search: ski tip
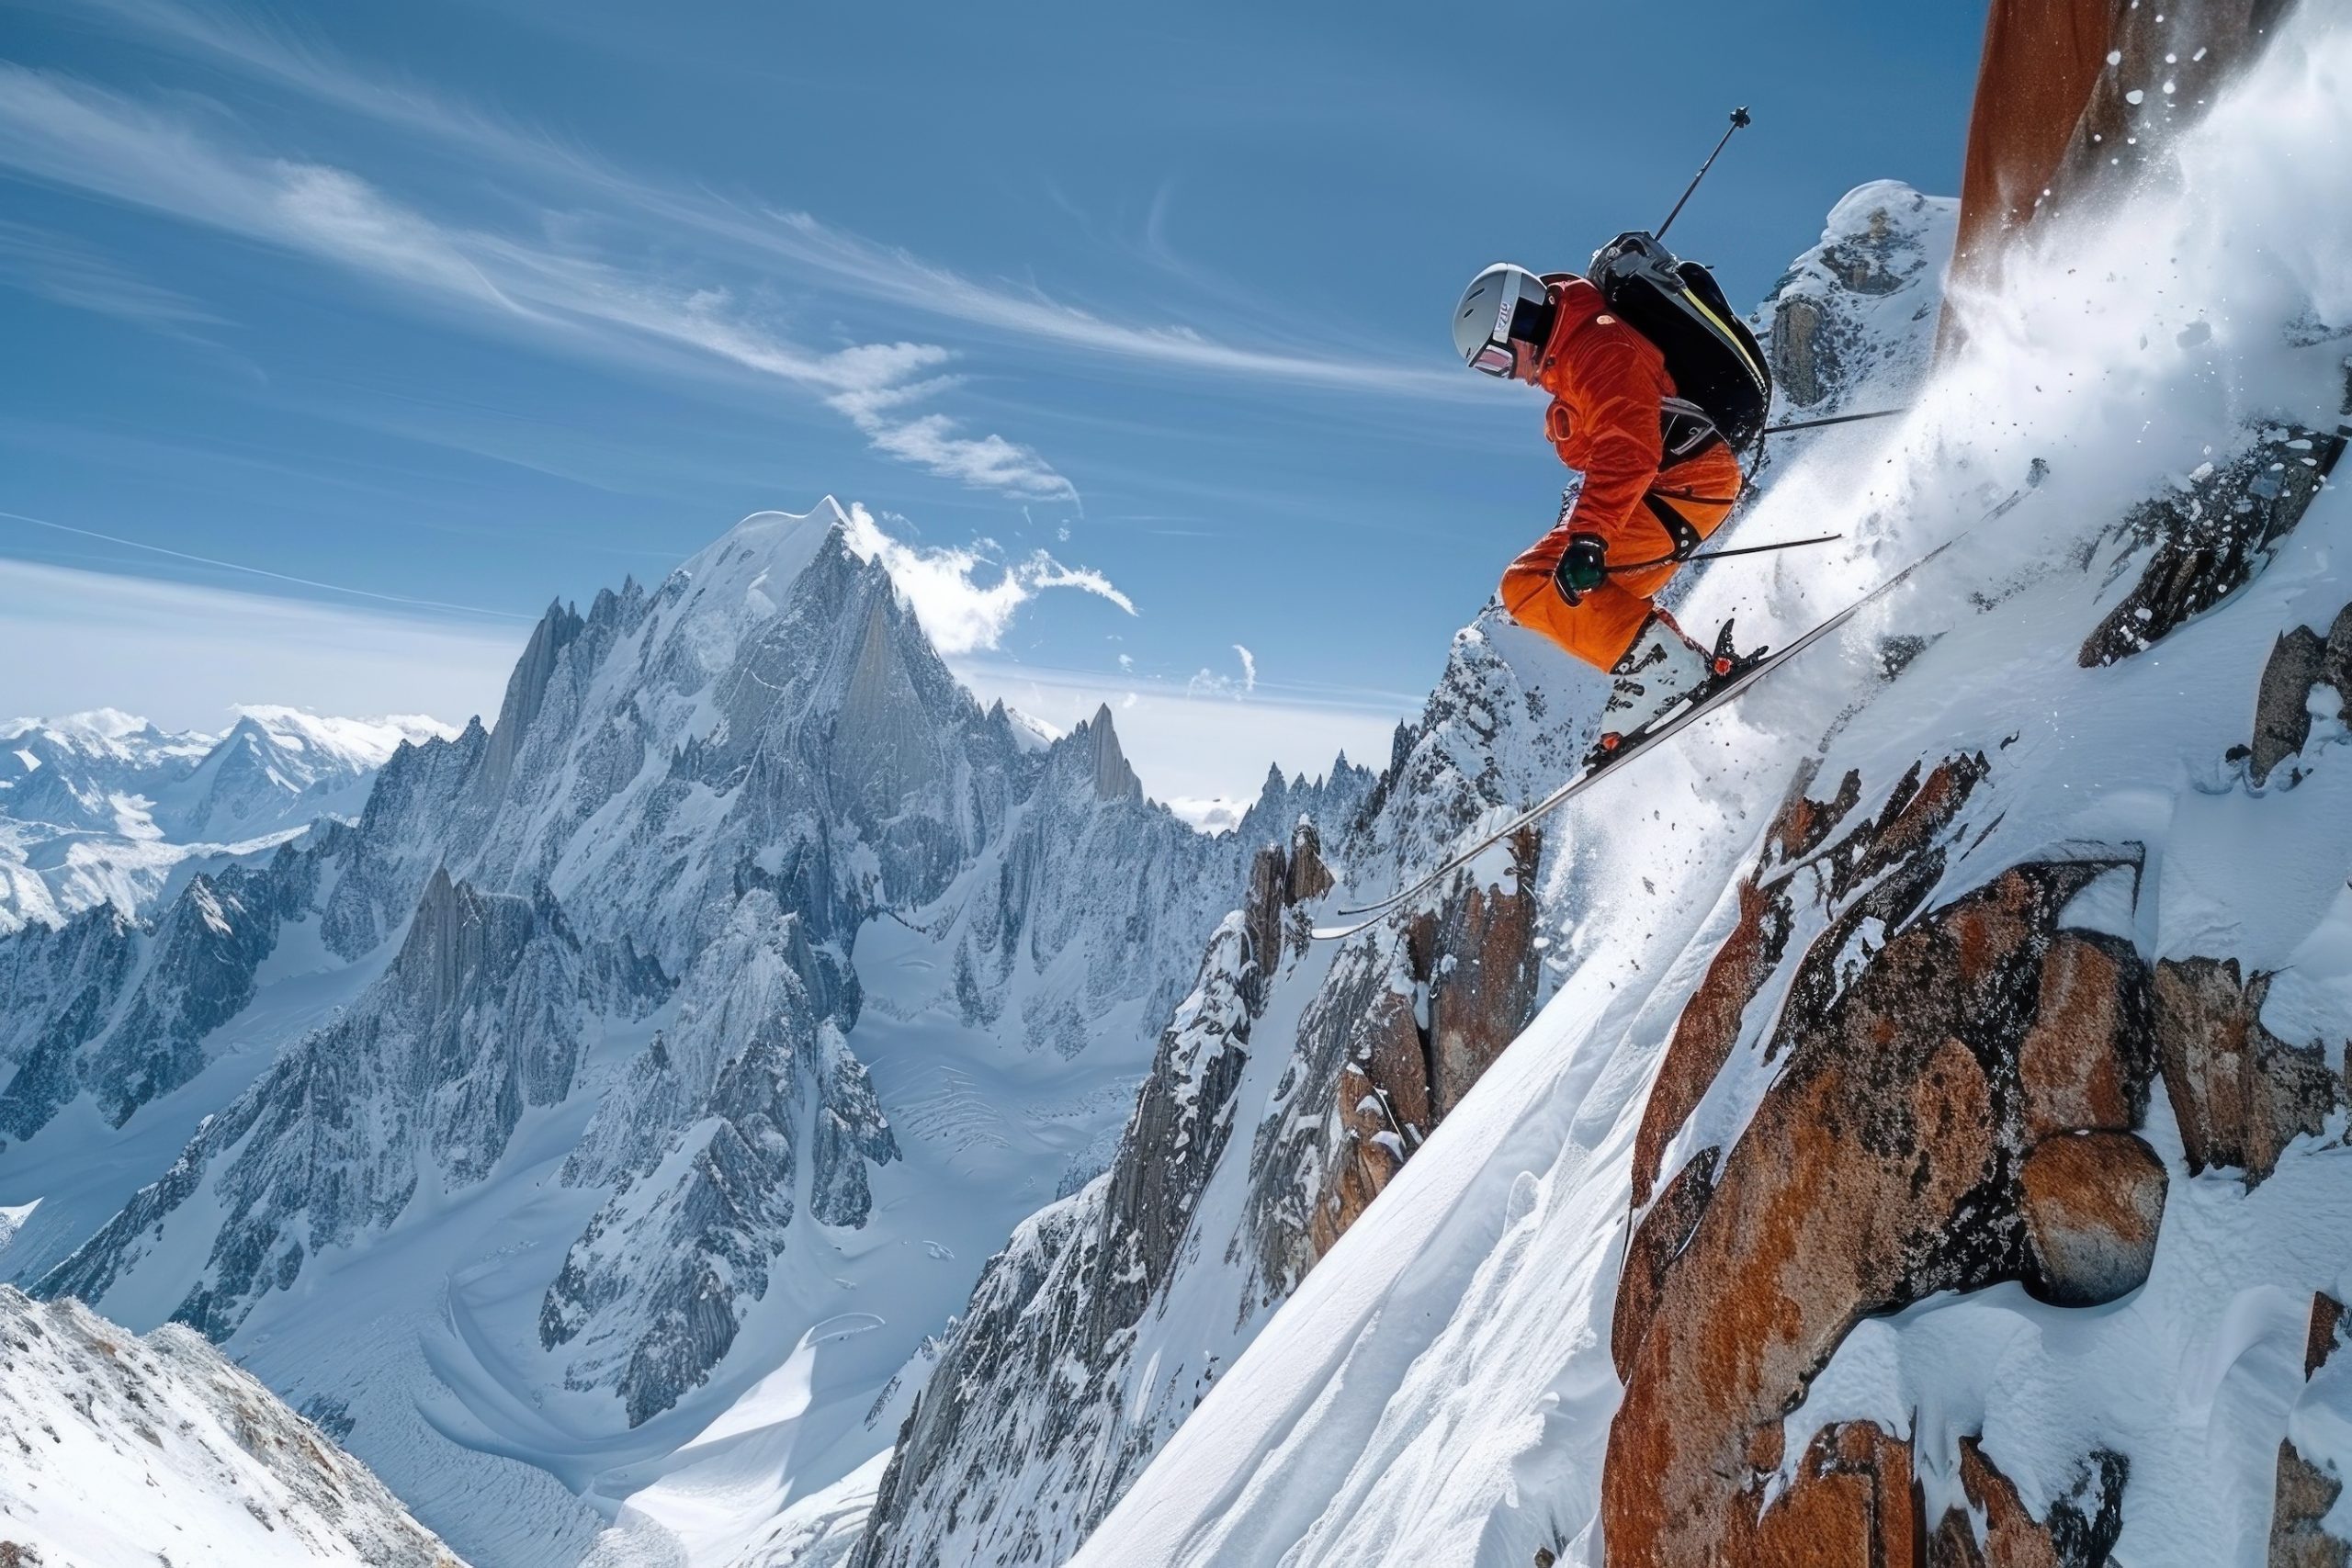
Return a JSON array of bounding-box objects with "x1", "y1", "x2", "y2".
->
[{"x1": 1310, "y1": 920, "x2": 1375, "y2": 942}]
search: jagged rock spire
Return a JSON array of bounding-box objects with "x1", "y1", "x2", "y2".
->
[
  {"x1": 1082, "y1": 704, "x2": 1142, "y2": 802},
  {"x1": 483, "y1": 597, "x2": 583, "y2": 796}
]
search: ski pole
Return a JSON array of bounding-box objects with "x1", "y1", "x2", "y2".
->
[
  {"x1": 1656, "y1": 107, "x2": 1752, "y2": 241},
  {"x1": 1676, "y1": 530, "x2": 1840, "y2": 565},
  {"x1": 1609, "y1": 531, "x2": 1841, "y2": 575},
  {"x1": 1763, "y1": 407, "x2": 1909, "y2": 437}
]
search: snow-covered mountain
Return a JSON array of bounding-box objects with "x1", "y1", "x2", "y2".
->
[
  {"x1": 0, "y1": 1284, "x2": 468, "y2": 1566},
  {"x1": 0, "y1": 501, "x2": 1370, "y2": 1567},
  {"x1": 0, "y1": 705, "x2": 453, "y2": 931},
  {"x1": 1052, "y1": 6, "x2": 2352, "y2": 1565}
]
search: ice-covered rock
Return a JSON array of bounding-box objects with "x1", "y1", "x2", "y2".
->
[
  {"x1": 1754, "y1": 180, "x2": 1956, "y2": 414},
  {"x1": 40, "y1": 869, "x2": 664, "y2": 1338}
]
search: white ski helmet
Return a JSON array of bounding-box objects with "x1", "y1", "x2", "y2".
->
[{"x1": 1453, "y1": 263, "x2": 1551, "y2": 376}]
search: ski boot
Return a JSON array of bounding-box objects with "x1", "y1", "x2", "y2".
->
[{"x1": 1584, "y1": 616, "x2": 1768, "y2": 772}]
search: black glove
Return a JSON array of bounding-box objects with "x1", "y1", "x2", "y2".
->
[{"x1": 1554, "y1": 533, "x2": 1608, "y2": 604}]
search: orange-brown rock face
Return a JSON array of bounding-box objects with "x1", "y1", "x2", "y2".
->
[
  {"x1": 1950, "y1": 0, "x2": 2299, "y2": 313},
  {"x1": 1737, "y1": 1423, "x2": 1923, "y2": 1568},
  {"x1": 1612, "y1": 757, "x2": 1988, "y2": 1380},
  {"x1": 1602, "y1": 751, "x2": 2164, "y2": 1565},
  {"x1": 2276, "y1": 1292, "x2": 2352, "y2": 1568},
  {"x1": 2152, "y1": 957, "x2": 2337, "y2": 1184},
  {"x1": 1254, "y1": 827, "x2": 1544, "y2": 1288},
  {"x1": 1934, "y1": 1439, "x2": 2129, "y2": 1567},
  {"x1": 1953, "y1": 0, "x2": 2116, "y2": 282},
  {"x1": 2017, "y1": 1129, "x2": 2166, "y2": 1307}
]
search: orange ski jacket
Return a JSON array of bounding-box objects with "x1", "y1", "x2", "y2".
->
[
  {"x1": 1533, "y1": 276, "x2": 1677, "y2": 540},
  {"x1": 1498, "y1": 276, "x2": 1744, "y2": 671}
]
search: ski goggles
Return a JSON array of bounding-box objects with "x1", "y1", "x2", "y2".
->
[
  {"x1": 1469, "y1": 279, "x2": 1534, "y2": 378},
  {"x1": 1468, "y1": 338, "x2": 1518, "y2": 378}
]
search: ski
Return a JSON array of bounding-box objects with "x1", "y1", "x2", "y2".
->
[{"x1": 1310, "y1": 535, "x2": 1965, "y2": 942}]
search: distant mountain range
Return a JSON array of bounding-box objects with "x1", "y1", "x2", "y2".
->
[{"x1": 0, "y1": 705, "x2": 456, "y2": 931}]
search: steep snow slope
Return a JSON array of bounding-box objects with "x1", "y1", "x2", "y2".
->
[
  {"x1": 1075, "y1": 11, "x2": 2352, "y2": 1566},
  {"x1": 0, "y1": 501, "x2": 1369, "y2": 1568},
  {"x1": 844, "y1": 185, "x2": 1958, "y2": 1568},
  {"x1": 0, "y1": 1285, "x2": 466, "y2": 1567}
]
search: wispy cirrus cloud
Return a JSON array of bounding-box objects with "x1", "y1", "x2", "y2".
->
[
  {"x1": 0, "y1": 219, "x2": 223, "y2": 332},
  {"x1": 52, "y1": 0, "x2": 1474, "y2": 400},
  {"x1": 0, "y1": 554, "x2": 516, "y2": 730},
  {"x1": 0, "y1": 505, "x2": 534, "y2": 618},
  {"x1": 0, "y1": 63, "x2": 1077, "y2": 502},
  {"x1": 840, "y1": 502, "x2": 1131, "y2": 656}
]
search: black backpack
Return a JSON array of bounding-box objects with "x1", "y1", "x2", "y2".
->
[{"x1": 1588, "y1": 231, "x2": 1771, "y2": 458}]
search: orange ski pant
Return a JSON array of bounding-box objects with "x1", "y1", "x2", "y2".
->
[{"x1": 1498, "y1": 446, "x2": 1744, "y2": 672}]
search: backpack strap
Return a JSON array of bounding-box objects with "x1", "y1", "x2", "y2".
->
[
  {"x1": 1659, "y1": 396, "x2": 1723, "y2": 463},
  {"x1": 1641, "y1": 491, "x2": 1706, "y2": 560}
]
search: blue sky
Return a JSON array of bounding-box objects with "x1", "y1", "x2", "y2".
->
[{"x1": 2, "y1": 0, "x2": 1986, "y2": 804}]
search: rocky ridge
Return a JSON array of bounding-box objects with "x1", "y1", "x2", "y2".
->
[
  {"x1": 0, "y1": 706, "x2": 449, "y2": 932},
  {"x1": 0, "y1": 1283, "x2": 468, "y2": 1567}
]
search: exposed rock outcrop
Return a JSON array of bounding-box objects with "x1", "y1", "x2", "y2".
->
[
  {"x1": 1276, "y1": 825, "x2": 1544, "y2": 1266},
  {"x1": 1939, "y1": 1439, "x2": 2130, "y2": 1567},
  {"x1": 2152, "y1": 956, "x2": 2338, "y2": 1185},
  {"x1": 2018, "y1": 1129, "x2": 2167, "y2": 1307},
  {"x1": 1759, "y1": 183, "x2": 1956, "y2": 413},
  {"x1": 2250, "y1": 602, "x2": 2352, "y2": 785},
  {"x1": 2276, "y1": 1292, "x2": 2352, "y2": 1568},
  {"x1": 481, "y1": 598, "x2": 586, "y2": 801},
  {"x1": 1604, "y1": 755, "x2": 2163, "y2": 1564},
  {"x1": 1077, "y1": 704, "x2": 1143, "y2": 804},
  {"x1": 1952, "y1": 0, "x2": 2302, "y2": 294},
  {"x1": 2079, "y1": 427, "x2": 2347, "y2": 669}
]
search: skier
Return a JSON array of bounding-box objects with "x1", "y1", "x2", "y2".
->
[{"x1": 1453, "y1": 262, "x2": 1757, "y2": 758}]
